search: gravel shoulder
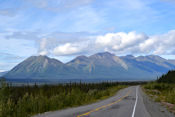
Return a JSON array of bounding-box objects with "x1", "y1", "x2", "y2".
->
[{"x1": 141, "y1": 87, "x2": 175, "y2": 117}]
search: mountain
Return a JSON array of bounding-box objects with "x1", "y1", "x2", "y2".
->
[
  {"x1": 168, "y1": 60, "x2": 175, "y2": 65},
  {"x1": 67, "y1": 52, "x2": 129, "y2": 79},
  {"x1": 158, "y1": 70, "x2": 175, "y2": 83},
  {"x1": 67, "y1": 55, "x2": 92, "y2": 71},
  {"x1": 4, "y1": 55, "x2": 74, "y2": 79},
  {"x1": 4, "y1": 52, "x2": 175, "y2": 80},
  {"x1": 89, "y1": 52, "x2": 128, "y2": 69},
  {"x1": 121, "y1": 55, "x2": 175, "y2": 75}
]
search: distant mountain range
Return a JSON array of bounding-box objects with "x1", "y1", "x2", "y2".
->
[
  {"x1": 3, "y1": 52, "x2": 175, "y2": 81},
  {"x1": 0, "y1": 71, "x2": 8, "y2": 77}
]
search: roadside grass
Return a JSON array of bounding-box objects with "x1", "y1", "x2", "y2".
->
[
  {"x1": 143, "y1": 82, "x2": 175, "y2": 114},
  {"x1": 0, "y1": 81, "x2": 127, "y2": 117}
]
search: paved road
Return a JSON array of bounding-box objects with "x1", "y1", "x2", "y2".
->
[{"x1": 34, "y1": 86, "x2": 174, "y2": 117}]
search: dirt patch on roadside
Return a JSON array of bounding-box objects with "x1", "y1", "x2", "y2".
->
[{"x1": 161, "y1": 102, "x2": 175, "y2": 114}]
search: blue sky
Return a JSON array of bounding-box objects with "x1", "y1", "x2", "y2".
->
[{"x1": 1, "y1": 0, "x2": 175, "y2": 71}]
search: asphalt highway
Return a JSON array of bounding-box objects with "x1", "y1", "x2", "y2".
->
[{"x1": 33, "y1": 86, "x2": 174, "y2": 117}]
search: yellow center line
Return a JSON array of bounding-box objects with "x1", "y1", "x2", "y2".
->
[{"x1": 77, "y1": 90, "x2": 131, "y2": 117}]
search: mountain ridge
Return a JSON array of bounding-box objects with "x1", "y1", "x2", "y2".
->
[{"x1": 4, "y1": 52, "x2": 175, "y2": 80}]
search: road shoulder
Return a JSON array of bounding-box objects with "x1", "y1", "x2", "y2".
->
[{"x1": 141, "y1": 87, "x2": 175, "y2": 117}]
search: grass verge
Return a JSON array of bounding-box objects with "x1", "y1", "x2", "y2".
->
[{"x1": 143, "y1": 82, "x2": 175, "y2": 114}]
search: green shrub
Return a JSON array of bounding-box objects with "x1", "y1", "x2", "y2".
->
[{"x1": 144, "y1": 82, "x2": 175, "y2": 105}]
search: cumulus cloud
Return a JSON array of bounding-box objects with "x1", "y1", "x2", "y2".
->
[
  {"x1": 39, "y1": 50, "x2": 48, "y2": 56},
  {"x1": 97, "y1": 30, "x2": 175, "y2": 55},
  {"x1": 36, "y1": 32, "x2": 94, "y2": 56},
  {"x1": 53, "y1": 43, "x2": 81, "y2": 56},
  {"x1": 96, "y1": 31, "x2": 148, "y2": 52},
  {"x1": 139, "y1": 30, "x2": 175, "y2": 54},
  {"x1": 36, "y1": 30, "x2": 175, "y2": 57},
  {"x1": 3, "y1": 29, "x2": 175, "y2": 57}
]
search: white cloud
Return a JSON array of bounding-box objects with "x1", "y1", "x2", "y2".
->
[
  {"x1": 36, "y1": 32, "x2": 93, "y2": 56},
  {"x1": 39, "y1": 50, "x2": 48, "y2": 56},
  {"x1": 96, "y1": 31, "x2": 147, "y2": 52},
  {"x1": 139, "y1": 30, "x2": 175, "y2": 54},
  {"x1": 36, "y1": 30, "x2": 175, "y2": 57},
  {"x1": 3, "y1": 29, "x2": 175, "y2": 59},
  {"x1": 53, "y1": 43, "x2": 81, "y2": 56},
  {"x1": 95, "y1": 30, "x2": 175, "y2": 55}
]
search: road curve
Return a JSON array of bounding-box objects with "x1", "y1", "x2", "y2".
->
[{"x1": 33, "y1": 86, "x2": 174, "y2": 117}]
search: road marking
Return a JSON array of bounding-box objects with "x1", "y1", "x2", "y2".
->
[
  {"x1": 77, "y1": 90, "x2": 131, "y2": 117},
  {"x1": 132, "y1": 86, "x2": 138, "y2": 117}
]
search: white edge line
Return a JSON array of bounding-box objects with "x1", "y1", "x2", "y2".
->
[{"x1": 132, "y1": 86, "x2": 138, "y2": 117}]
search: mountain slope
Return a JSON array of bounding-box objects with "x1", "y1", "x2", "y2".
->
[
  {"x1": 88, "y1": 52, "x2": 129, "y2": 79},
  {"x1": 89, "y1": 52, "x2": 128, "y2": 69},
  {"x1": 67, "y1": 52, "x2": 172, "y2": 79},
  {"x1": 121, "y1": 55, "x2": 175, "y2": 74},
  {"x1": 4, "y1": 52, "x2": 175, "y2": 80},
  {"x1": 67, "y1": 52, "x2": 129, "y2": 79},
  {"x1": 4, "y1": 55, "x2": 74, "y2": 79}
]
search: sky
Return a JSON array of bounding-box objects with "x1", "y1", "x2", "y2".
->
[{"x1": 1, "y1": 0, "x2": 175, "y2": 71}]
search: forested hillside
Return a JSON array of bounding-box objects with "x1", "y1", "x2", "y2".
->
[{"x1": 158, "y1": 70, "x2": 175, "y2": 83}]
